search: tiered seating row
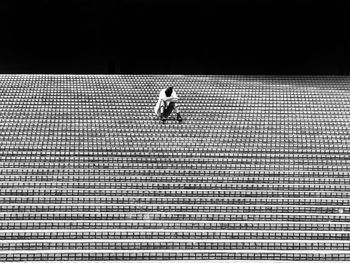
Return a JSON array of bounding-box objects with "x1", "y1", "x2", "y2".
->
[
  {"x1": 1, "y1": 196, "x2": 350, "y2": 206},
  {"x1": 1, "y1": 251, "x2": 350, "y2": 261},
  {"x1": 2, "y1": 240, "x2": 350, "y2": 250},
  {"x1": 1, "y1": 181, "x2": 350, "y2": 191},
  {"x1": 0, "y1": 168, "x2": 348, "y2": 177},
  {"x1": 0, "y1": 204, "x2": 348, "y2": 214},
  {"x1": 1, "y1": 213, "x2": 349, "y2": 222},
  {"x1": 1, "y1": 175, "x2": 349, "y2": 186},
  {"x1": 2, "y1": 220, "x2": 350, "y2": 231},
  {"x1": 1, "y1": 230, "x2": 350, "y2": 240},
  {"x1": 1, "y1": 188, "x2": 350, "y2": 198}
]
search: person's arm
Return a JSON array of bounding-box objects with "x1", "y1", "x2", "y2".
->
[
  {"x1": 163, "y1": 97, "x2": 178, "y2": 102},
  {"x1": 163, "y1": 90, "x2": 179, "y2": 102}
]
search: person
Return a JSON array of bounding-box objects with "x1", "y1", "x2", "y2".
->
[{"x1": 154, "y1": 86, "x2": 182, "y2": 123}]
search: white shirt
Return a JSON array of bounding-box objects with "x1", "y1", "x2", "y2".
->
[{"x1": 154, "y1": 88, "x2": 179, "y2": 115}]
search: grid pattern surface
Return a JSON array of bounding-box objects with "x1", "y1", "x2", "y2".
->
[{"x1": 0, "y1": 74, "x2": 350, "y2": 262}]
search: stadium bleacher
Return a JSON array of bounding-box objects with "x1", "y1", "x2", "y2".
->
[{"x1": 0, "y1": 74, "x2": 349, "y2": 262}]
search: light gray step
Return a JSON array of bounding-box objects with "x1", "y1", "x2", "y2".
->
[
  {"x1": 0, "y1": 204, "x2": 348, "y2": 214},
  {"x1": 1, "y1": 175, "x2": 349, "y2": 186},
  {"x1": 2, "y1": 155, "x2": 346, "y2": 165},
  {"x1": 1, "y1": 196, "x2": 350, "y2": 206},
  {"x1": 1, "y1": 142, "x2": 349, "y2": 152},
  {"x1": 1, "y1": 251, "x2": 350, "y2": 261},
  {"x1": 1, "y1": 181, "x2": 349, "y2": 191},
  {"x1": 1, "y1": 149, "x2": 349, "y2": 157},
  {"x1": 1, "y1": 162, "x2": 349, "y2": 171},
  {"x1": 2, "y1": 220, "x2": 350, "y2": 231},
  {"x1": 2, "y1": 240, "x2": 350, "y2": 251},
  {"x1": 1, "y1": 229, "x2": 350, "y2": 240},
  {"x1": 1, "y1": 212, "x2": 349, "y2": 222},
  {"x1": 1, "y1": 188, "x2": 349, "y2": 198},
  {"x1": 0, "y1": 153, "x2": 349, "y2": 162},
  {"x1": 0, "y1": 168, "x2": 348, "y2": 179}
]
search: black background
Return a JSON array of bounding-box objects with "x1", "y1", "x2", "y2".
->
[{"x1": 0, "y1": 0, "x2": 349, "y2": 74}]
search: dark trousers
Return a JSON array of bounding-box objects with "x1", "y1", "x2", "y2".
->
[{"x1": 162, "y1": 102, "x2": 175, "y2": 118}]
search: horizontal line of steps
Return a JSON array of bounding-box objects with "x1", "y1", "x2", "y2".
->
[
  {"x1": 1, "y1": 163, "x2": 349, "y2": 171},
  {"x1": 1, "y1": 154, "x2": 349, "y2": 161},
  {"x1": 0, "y1": 168, "x2": 348, "y2": 177},
  {"x1": 0, "y1": 188, "x2": 350, "y2": 199},
  {"x1": 2, "y1": 220, "x2": 350, "y2": 231},
  {"x1": 2, "y1": 188, "x2": 350, "y2": 198},
  {"x1": 2, "y1": 150, "x2": 350, "y2": 158},
  {"x1": 1, "y1": 182, "x2": 349, "y2": 191},
  {"x1": 2, "y1": 240, "x2": 350, "y2": 250},
  {"x1": 1, "y1": 212, "x2": 349, "y2": 222},
  {"x1": 1, "y1": 229, "x2": 350, "y2": 240},
  {"x1": 1, "y1": 175, "x2": 349, "y2": 185},
  {"x1": 1, "y1": 196, "x2": 349, "y2": 206},
  {"x1": 1, "y1": 251, "x2": 350, "y2": 261},
  {"x1": 0, "y1": 204, "x2": 348, "y2": 214}
]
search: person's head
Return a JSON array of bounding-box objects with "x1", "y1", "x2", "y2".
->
[{"x1": 165, "y1": 86, "x2": 173, "y2": 97}]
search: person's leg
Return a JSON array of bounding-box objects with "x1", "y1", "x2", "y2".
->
[
  {"x1": 173, "y1": 103, "x2": 179, "y2": 114},
  {"x1": 163, "y1": 102, "x2": 175, "y2": 118},
  {"x1": 160, "y1": 101, "x2": 182, "y2": 123},
  {"x1": 173, "y1": 102, "x2": 182, "y2": 122},
  {"x1": 158, "y1": 100, "x2": 168, "y2": 123},
  {"x1": 159, "y1": 100, "x2": 166, "y2": 117}
]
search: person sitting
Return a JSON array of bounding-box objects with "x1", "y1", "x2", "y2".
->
[{"x1": 154, "y1": 86, "x2": 182, "y2": 123}]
